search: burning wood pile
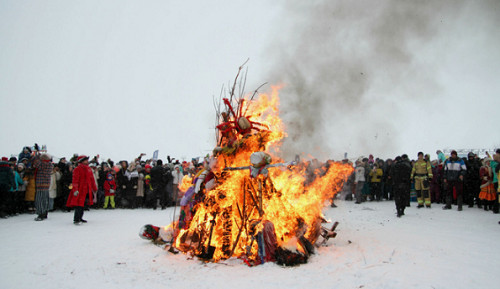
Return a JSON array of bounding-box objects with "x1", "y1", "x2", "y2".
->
[{"x1": 167, "y1": 66, "x2": 353, "y2": 266}]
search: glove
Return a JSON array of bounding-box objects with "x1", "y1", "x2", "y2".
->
[
  {"x1": 110, "y1": 189, "x2": 115, "y2": 194},
  {"x1": 73, "y1": 191, "x2": 79, "y2": 196}
]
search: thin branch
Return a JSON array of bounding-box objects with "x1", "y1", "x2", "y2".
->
[
  {"x1": 243, "y1": 82, "x2": 268, "y2": 116},
  {"x1": 230, "y1": 58, "x2": 249, "y2": 103}
]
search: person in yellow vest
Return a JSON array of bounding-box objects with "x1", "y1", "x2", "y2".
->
[
  {"x1": 369, "y1": 163, "x2": 383, "y2": 201},
  {"x1": 411, "y1": 152, "x2": 433, "y2": 208}
]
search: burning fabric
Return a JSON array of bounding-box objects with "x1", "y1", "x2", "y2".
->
[{"x1": 143, "y1": 67, "x2": 353, "y2": 266}]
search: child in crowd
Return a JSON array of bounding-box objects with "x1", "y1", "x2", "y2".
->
[{"x1": 103, "y1": 170, "x2": 117, "y2": 209}]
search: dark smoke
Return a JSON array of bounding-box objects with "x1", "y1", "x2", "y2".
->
[{"x1": 265, "y1": 0, "x2": 468, "y2": 160}]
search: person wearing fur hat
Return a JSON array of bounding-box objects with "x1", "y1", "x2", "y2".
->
[
  {"x1": 32, "y1": 153, "x2": 54, "y2": 221},
  {"x1": 66, "y1": 155, "x2": 97, "y2": 225},
  {"x1": 442, "y1": 150, "x2": 467, "y2": 211}
]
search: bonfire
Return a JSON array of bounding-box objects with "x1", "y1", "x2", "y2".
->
[{"x1": 155, "y1": 64, "x2": 353, "y2": 266}]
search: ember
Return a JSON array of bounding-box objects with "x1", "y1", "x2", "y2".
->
[{"x1": 168, "y1": 65, "x2": 353, "y2": 266}]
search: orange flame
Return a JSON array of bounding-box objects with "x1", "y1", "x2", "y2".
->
[
  {"x1": 172, "y1": 85, "x2": 353, "y2": 262},
  {"x1": 178, "y1": 175, "x2": 193, "y2": 193}
]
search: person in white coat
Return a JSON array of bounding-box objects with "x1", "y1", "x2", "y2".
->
[
  {"x1": 48, "y1": 166, "x2": 61, "y2": 212},
  {"x1": 171, "y1": 165, "x2": 183, "y2": 205},
  {"x1": 354, "y1": 160, "x2": 366, "y2": 204}
]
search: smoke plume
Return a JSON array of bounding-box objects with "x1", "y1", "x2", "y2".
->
[{"x1": 265, "y1": 0, "x2": 471, "y2": 160}]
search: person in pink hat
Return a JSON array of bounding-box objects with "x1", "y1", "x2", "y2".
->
[{"x1": 66, "y1": 155, "x2": 97, "y2": 225}]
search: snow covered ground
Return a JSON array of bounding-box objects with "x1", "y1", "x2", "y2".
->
[{"x1": 1, "y1": 200, "x2": 499, "y2": 289}]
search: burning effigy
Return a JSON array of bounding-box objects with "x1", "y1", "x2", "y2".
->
[{"x1": 141, "y1": 66, "x2": 353, "y2": 266}]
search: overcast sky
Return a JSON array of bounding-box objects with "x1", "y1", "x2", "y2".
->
[{"x1": 1, "y1": 0, "x2": 499, "y2": 162}]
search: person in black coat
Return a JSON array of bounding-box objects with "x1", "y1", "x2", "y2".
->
[
  {"x1": 116, "y1": 161, "x2": 130, "y2": 208},
  {"x1": 391, "y1": 156, "x2": 412, "y2": 217},
  {"x1": 384, "y1": 159, "x2": 394, "y2": 200},
  {"x1": 57, "y1": 162, "x2": 73, "y2": 211},
  {"x1": 0, "y1": 158, "x2": 15, "y2": 218},
  {"x1": 150, "y1": 160, "x2": 167, "y2": 210},
  {"x1": 465, "y1": 152, "x2": 481, "y2": 208}
]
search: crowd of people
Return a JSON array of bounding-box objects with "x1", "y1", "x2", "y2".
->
[
  {"x1": 1, "y1": 145, "x2": 499, "y2": 224},
  {"x1": 0, "y1": 146, "x2": 199, "y2": 223},
  {"x1": 336, "y1": 149, "x2": 500, "y2": 219}
]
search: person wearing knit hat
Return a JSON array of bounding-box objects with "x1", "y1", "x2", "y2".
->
[
  {"x1": 66, "y1": 155, "x2": 97, "y2": 225},
  {"x1": 442, "y1": 150, "x2": 467, "y2": 211}
]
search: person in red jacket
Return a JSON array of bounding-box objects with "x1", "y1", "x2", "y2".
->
[
  {"x1": 66, "y1": 155, "x2": 96, "y2": 225},
  {"x1": 103, "y1": 171, "x2": 117, "y2": 209}
]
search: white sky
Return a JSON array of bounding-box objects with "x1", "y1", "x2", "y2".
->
[{"x1": 1, "y1": 0, "x2": 499, "y2": 162}]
